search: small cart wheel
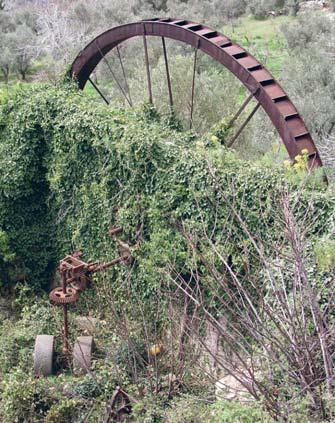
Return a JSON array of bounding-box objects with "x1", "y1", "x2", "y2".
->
[
  {"x1": 73, "y1": 336, "x2": 94, "y2": 375},
  {"x1": 34, "y1": 335, "x2": 55, "y2": 377}
]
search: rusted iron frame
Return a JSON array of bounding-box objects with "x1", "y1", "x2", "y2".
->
[
  {"x1": 190, "y1": 40, "x2": 200, "y2": 130},
  {"x1": 88, "y1": 77, "x2": 109, "y2": 105},
  {"x1": 89, "y1": 256, "x2": 125, "y2": 272},
  {"x1": 56, "y1": 245, "x2": 131, "y2": 355},
  {"x1": 109, "y1": 226, "x2": 123, "y2": 237},
  {"x1": 70, "y1": 19, "x2": 324, "y2": 170},
  {"x1": 60, "y1": 254, "x2": 129, "y2": 280},
  {"x1": 161, "y1": 37, "x2": 173, "y2": 108},
  {"x1": 227, "y1": 102, "x2": 261, "y2": 148},
  {"x1": 61, "y1": 272, "x2": 70, "y2": 355},
  {"x1": 116, "y1": 45, "x2": 133, "y2": 107},
  {"x1": 143, "y1": 25, "x2": 153, "y2": 104},
  {"x1": 96, "y1": 42, "x2": 132, "y2": 107},
  {"x1": 104, "y1": 386, "x2": 132, "y2": 423}
]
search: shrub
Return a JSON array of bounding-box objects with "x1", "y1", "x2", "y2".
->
[
  {"x1": 0, "y1": 369, "x2": 51, "y2": 423},
  {"x1": 208, "y1": 400, "x2": 274, "y2": 422},
  {"x1": 163, "y1": 394, "x2": 210, "y2": 422},
  {"x1": 247, "y1": 0, "x2": 278, "y2": 19},
  {"x1": 0, "y1": 229, "x2": 15, "y2": 287},
  {"x1": 0, "y1": 295, "x2": 58, "y2": 376},
  {"x1": 0, "y1": 369, "x2": 87, "y2": 423},
  {"x1": 0, "y1": 82, "x2": 333, "y2": 300},
  {"x1": 45, "y1": 399, "x2": 82, "y2": 423},
  {"x1": 0, "y1": 82, "x2": 334, "y2": 422},
  {"x1": 314, "y1": 238, "x2": 335, "y2": 272},
  {"x1": 162, "y1": 396, "x2": 273, "y2": 423},
  {"x1": 221, "y1": 0, "x2": 247, "y2": 20},
  {"x1": 72, "y1": 375, "x2": 101, "y2": 398},
  {"x1": 281, "y1": 13, "x2": 335, "y2": 160},
  {"x1": 282, "y1": 12, "x2": 333, "y2": 51}
]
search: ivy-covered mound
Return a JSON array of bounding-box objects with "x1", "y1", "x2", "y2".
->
[
  {"x1": 1, "y1": 83, "x2": 335, "y2": 422},
  {"x1": 0, "y1": 82, "x2": 334, "y2": 295}
]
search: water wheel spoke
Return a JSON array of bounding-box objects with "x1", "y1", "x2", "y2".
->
[
  {"x1": 96, "y1": 42, "x2": 132, "y2": 107},
  {"x1": 116, "y1": 45, "x2": 133, "y2": 107},
  {"x1": 190, "y1": 41, "x2": 200, "y2": 130},
  {"x1": 227, "y1": 102, "x2": 261, "y2": 148},
  {"x1": 88, "y1": 77, "x2": 110, "y2": 105},
  {"x1": 162, "y1": 37, "x2": 173, "y2": 108},
  {"x1": 228, "y1": 92, "x2": 255, "y2": 128},
  {"x1": 143, "y1": 28, "x2": 153, "y2": 104}
]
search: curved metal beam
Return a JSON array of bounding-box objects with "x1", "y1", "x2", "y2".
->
[{"x1": 70, "y1": 18, "x2": 323, "y2": 169}]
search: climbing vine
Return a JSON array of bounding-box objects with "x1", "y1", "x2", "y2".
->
[{"x1": 0, "y1": 82, "x2": 334, "y2": 303}]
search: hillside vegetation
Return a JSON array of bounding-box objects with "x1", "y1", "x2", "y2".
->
[
  {"x1": 0, "y1": 1, "x2": 335, "y2": 422},
  {"x1": 0, "y1": 82, "x2": 334, "y2": 421}
]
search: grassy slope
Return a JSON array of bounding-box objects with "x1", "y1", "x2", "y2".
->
[{"x1": 222, "y1": 15, "x2": 294, "y2": 77}]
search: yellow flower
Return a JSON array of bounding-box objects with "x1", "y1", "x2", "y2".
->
[
  {"x1": 284, "y1": 159, "x2": 291, "y2": 169},
  {"x1": 301, "y1": 149, "x2": 309, "y2": 155},
  {"x1": 196, "y1": 141, "x2": 205, "y2": 150},
  {"x1": 211, "y1": 135, "x2": 219, "y2": 144},
  {"x1": 149, "y1": 344, "x2": 162, "y2": 357}
]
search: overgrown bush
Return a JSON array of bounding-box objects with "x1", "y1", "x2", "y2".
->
[
  {"x1": 0, "y1": 83, "x2": 268, "y2": 291},
  {"x1": 0, "y1": 370, "x2": 52, "y2": 423},
  {"x1": 281, "y1": 12, "x2": 335, "y2": 163},
  {"x1": 0, "y1": 82, "x2": 334, "y2": 421},
  {"x1": 0, "y1": 368, "x2": 88, "y2": 423},
  {"x1": 208, "y1": 400, "x2": 274, "y2": 422},
  {"x1": 0, "y1": 81, "x2": 332, "y2": 296},
  {"x1": 247, "y1": 0, "x2": 278, "y2": 19},
  {"x1": 0, "y1": 294, "x2": 58, "y2": 376},
  {"x1": 247, "y1": 0, "x2": 289, "y2": 19}
]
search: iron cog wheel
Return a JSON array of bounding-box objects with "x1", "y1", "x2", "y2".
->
[{"x1": 49, "y1": 287, "x2": 79, "y2": 305}]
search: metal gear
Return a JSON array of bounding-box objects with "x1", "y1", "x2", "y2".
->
[{"x1": 49, "y1": 287, "x2": 79, "y2": 305}]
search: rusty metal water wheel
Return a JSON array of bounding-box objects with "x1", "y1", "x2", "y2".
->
[{"x1": 70, "y1": 18, "x2": 323, "y2": 170}]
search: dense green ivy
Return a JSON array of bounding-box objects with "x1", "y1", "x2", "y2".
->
[{"x1": 0, "y1": 82, "x2": 334, "y2": 304}]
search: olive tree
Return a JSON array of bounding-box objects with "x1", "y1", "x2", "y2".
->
[
  {"x1": 281, "y1": 13, "x2": 335, "y2": 153},
  {"x1": 0, "y1": 11, "x2": 16, "y2": 83},
  {"x1": 286, "y1": 0, "x2": 300, "y2": 15},
  {"x1": 166, "y1": 0, "x2": 246, "y2": 26},
  {"x1": 11, "y1": 24, "x2": 36, "y2": 80},
  {"x1": 0, "y1": 34, "x2": 14, "y2": 83},
  {"x1": 0, "y1": 6, "x2": 38, "y2": 82},
  {"x1": 34, "y1": 0, "x2": 153, "y2": 75}
]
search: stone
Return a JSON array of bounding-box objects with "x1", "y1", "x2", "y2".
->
[
  {"x1": 300, "y1": 1, "x2": 327, "y2": 11},
  {"x1": 215, "y1": 373, "x2": 253, "y2": 402}
]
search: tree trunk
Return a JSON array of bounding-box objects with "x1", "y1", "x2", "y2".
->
[
  {"x1": 1, "y1": 66, "x2": 9, "y2": 84},
  {"x1": 289, "y1": 0, "x2": 300, "y2": 16},
  {"x1": 204, "y1": 317, "x2": 226, "y2": 377}
]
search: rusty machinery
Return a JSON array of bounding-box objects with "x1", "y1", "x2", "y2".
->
[
  {"x1": 33, "y1": 227, "x2": 132, "y2": 377},
  {"x1": 70, "y1": 18, "x2": 324, "y2": 171},
  {"x1": 34, "y1": 11, "x2": 326, "y2": 384}
]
